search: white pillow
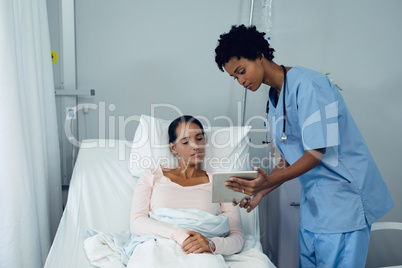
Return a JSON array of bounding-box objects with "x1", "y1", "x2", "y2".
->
[{"x1": 128, "y1": 115, "x2": 252, "y2": 177}]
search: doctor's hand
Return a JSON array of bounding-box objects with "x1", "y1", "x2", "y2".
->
[
  {"x1": 225, "y1": 167, "x2": 270, "y2": 196},
  {"x1": 237, "y1": 192, "x2": 265, "y2": 213},
  {"x1": 182, "y1": 230, "x2": 213, "y2": 254}
]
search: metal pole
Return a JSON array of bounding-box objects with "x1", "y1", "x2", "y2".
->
[{"x1": 242, "y1": 0, "x2": 254, "y2": 126}]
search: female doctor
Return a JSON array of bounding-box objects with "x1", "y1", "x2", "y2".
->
[{"x1": 215, "y1": 25, "x2": 394, "y2": 267}]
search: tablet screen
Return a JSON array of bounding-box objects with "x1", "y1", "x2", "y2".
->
[{"x1": 211, "y1": 171, "x2": 258, "y2": 203}]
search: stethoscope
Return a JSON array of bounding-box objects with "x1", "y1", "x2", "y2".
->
[{"x1": 263, "y1": 65, "x2": 287, "y2": 144}]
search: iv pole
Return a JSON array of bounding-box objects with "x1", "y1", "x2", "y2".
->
[{"x1": 241, "y1": 0, "x2": 255, "y2": 126}]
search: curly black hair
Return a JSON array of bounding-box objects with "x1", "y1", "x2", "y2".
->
[{"x1": 215, "y1": 25, "x2": 275, "y2": 72}]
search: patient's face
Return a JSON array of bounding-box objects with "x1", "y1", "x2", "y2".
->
[{"x1": 172, "y1": 122, "x2": 205, "y2": 166}]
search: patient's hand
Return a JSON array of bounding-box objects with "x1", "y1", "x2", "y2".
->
[{"x1": 182, "y1": 230, "x2": 212, "y2": 254}]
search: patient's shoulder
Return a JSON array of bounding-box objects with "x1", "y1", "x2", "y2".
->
[{"x1": 139, "y1": 167, "x2": 163, "y2": 185}]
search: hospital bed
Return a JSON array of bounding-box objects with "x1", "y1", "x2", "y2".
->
[
  {"x1": 366, "y1": 222, "x2": 402, "y2": 268},
  {"x1": 44, "y1": 117, "x2": 275, "y2": 267}
]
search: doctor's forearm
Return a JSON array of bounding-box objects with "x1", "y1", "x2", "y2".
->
[
  {"x1": 256, "y1": 157, "x2": 288, "y2": 196},
  {"x1": 267, "y1": 149, "x2": 322, "y2": 186},
  {"x1": 270, "y1": 156, "x2": 289, "y2": 175}
]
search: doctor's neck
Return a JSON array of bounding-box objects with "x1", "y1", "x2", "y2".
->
[{"x1": 263, "y1": 61, "x2": 290, "y2": 94}]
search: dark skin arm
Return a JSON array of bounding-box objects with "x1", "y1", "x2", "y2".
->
[{"x1": 226, "y1": 149, "x2": 323, "y2": 212}]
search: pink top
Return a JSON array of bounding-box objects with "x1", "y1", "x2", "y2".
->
[{"x1": 130, "y1": 167, "x2": 245, "y2": 255}]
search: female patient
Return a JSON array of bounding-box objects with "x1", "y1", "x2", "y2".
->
[{"x1": 128, "y1": 115, "x2": 244, "y2": 267}]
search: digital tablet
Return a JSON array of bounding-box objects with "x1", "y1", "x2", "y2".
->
[{"x1": 212, "y1": 171, "x2": 258, "y2": 203}]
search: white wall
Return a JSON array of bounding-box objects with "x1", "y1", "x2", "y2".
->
[{"x1": 74, "y1": 0, "x2": 253, "y2": 141}]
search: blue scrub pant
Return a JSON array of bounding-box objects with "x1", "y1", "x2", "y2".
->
[{"x1": 299, "y1": 225, "x2": 371, "y2": 268}]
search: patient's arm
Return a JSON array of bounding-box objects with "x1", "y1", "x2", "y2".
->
[
  {"x1": 181, "y1": 203, "x2": 244, "y2": 255},
  {"x1": 130, "y1": 169, "x2": 190, "y2": 246},
  {"x1": 182, "y1": 230, "x2": 212, "y2": 254},
  {"x1": 209, "y1": 202, "x2": 245, "y2": 255},
  {"x1": 130, "y1": 168, "x2": 244, "y2": 254}
]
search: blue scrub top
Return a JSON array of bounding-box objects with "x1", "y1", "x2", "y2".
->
[{"x1": 269, "y1": 67, "x2": 394, "y2": 233}]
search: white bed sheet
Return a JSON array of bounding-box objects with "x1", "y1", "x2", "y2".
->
[{"x1": 45, "y1": 139, "x2": 274, "y2": 267}]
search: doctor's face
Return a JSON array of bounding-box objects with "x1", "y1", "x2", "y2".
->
[{"x1": 224, "y1": 56, "x2": 265, "y2": 92}]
